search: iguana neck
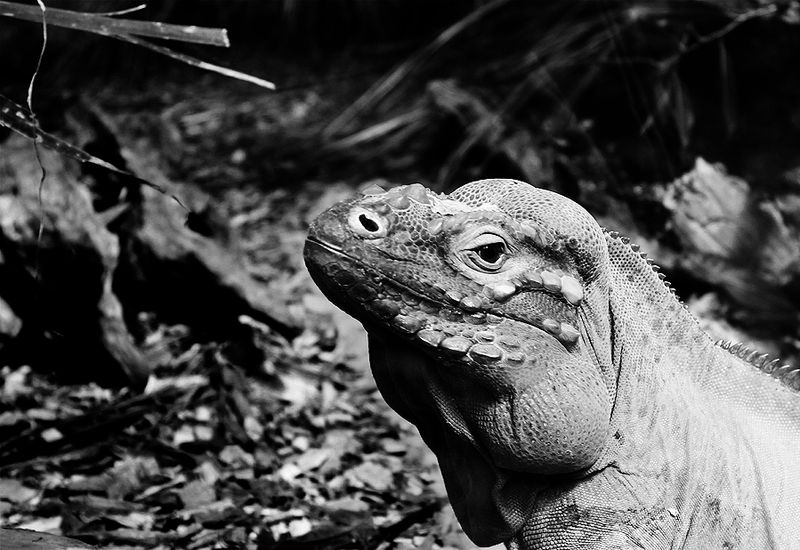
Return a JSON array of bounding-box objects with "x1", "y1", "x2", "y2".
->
[
  {"x1": 603, "y1": 234, "x2": 798, "y2": 420},
  {"x1": 525, "y1": 235, "x2": 796, "y2": 547},
  {"x1": 595, "y1": 234, "x2": 799, "y2": 545},
  {"x1": 605, "y1": 235, "x2": 712, "y2": 416}
]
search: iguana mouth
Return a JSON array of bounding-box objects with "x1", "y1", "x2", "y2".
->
[
  {"x1": 306, "y1": 236, "x2": 450, "y2": 309},
  {"x1": 306, "y1": 237, "x2": 581, "y2": 355}
]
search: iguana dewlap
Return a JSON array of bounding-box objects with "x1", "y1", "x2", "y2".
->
[{"x1": 304, "y1": 179, "x2": 800, "y2": 550}]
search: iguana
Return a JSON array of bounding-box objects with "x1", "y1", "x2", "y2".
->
[{"x1": 303, "y1": 178, "x2": 800, "y2": 549}]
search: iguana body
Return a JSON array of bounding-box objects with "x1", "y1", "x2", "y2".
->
[{"x1": 304, "y1": 179, "x2": 800, "y2": 549}]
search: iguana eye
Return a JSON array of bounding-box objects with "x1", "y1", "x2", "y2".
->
[
  {"x1": 476, "y1": 243, "x2": 505, "y2": 264},
  {"x1": 465, "y1": 237, "x2": 508, "y2": 271}
]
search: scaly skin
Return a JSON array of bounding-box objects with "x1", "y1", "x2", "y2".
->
[{"x1": 304, "y1": 179, "x2": 800, "y2": 549}]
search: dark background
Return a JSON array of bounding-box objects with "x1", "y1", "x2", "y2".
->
[{"x1": 1, "y1": 1, "x2": 799, "y2": 548}]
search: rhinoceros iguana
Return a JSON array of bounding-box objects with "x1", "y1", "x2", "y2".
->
[{"x1": 303, "y1": 178, "x2": 800, "y2": 549}]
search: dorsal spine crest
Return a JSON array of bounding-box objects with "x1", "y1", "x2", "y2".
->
[
  {"x1": 607, "y1": 233, "x2": 798, "y2": 390},
  {"x1": 714, "y1": 340, "x2": 798, "y2": 388},
  {"x1": 603, "y1": 228, "x2": 678, "y2": 298}
]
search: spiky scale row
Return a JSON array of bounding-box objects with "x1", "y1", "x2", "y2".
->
[
  {"x1": 603, "y1": 227, "x2": 681, "y2": 299},
  {"x1": 608, "y1": 230, "x2": 797, "y2": 387},
  {"x1": 716, "y1": 339, "x2": 798, "y2": 389}
]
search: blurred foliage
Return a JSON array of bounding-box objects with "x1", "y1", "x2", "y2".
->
[
  {"x1": 309, "y1": 0, "x2": 800, "y2": 190},
  {"x1": 4, "y1": 0, "x2": 800, "y2": 193}
]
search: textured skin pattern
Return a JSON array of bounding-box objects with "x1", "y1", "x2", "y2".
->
[{"x1": 304, "y1": 179, "x2": 800, "y2": 549}]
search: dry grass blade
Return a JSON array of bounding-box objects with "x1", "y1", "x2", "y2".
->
[
  {"x1": 93, "y1": 3, "x2": 148, "y2": 18},
  {"x1": 323, "y1": 0, "x2": 515, "y2": 138},
  {"x1": 118, "y1": 34, "x2": 276, "y2": 90},
  {"x1": 717, "y1": 40, "x2": 736, "y2": 136},
  {"x1": 326, "y1": 109, "x2": 425, "y2": 151},
  {"x1": 429, "y1": 10, "x2": 617, "y2": 184},
  {"x1": 0, "y1": 94, "x2": 138, "y2": 177},
  {"x1": 0, "y1": 1, "x2": 274, "y2": 89},
  {"x1": 0, "y1": 94, "x2": 190, "y2": 209},
  {"x1": 0, "y1": 0, "x2": 229, "y2": 46},
  {"x1": 623, "y1": 0, "x2": 777, "y2": 22}
]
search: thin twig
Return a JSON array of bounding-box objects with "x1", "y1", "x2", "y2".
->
[
  {"x1": 117, "y1": 33, "x2": 276, "y2": 90},
  {"x1": 0, "y1": 0, "x2": 229, "y2": 46},
  {"x1": 0, "y1": 95, "x2": 192, "y2": 212},
  {"x1": 94, "y1": 3, "x2": 147, "y2": 17},
  {"x1": 27, "y1": 0, "x2": 48, "y2": 284}
]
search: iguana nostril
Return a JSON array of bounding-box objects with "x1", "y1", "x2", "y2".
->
[
  {"x1": 359, "y1": 214, "x2": 379, "y2": 232},
  {"x1": 348, "y1": 207, "x2": 388, "y2": 239}
]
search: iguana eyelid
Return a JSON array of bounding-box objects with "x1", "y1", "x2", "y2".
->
[
  {"x1": 464, "y1": 248, "x2": 507, "y2": 272},
  {"x1": 454, "y1": 230, "x2": 515, "y2": 273},
  {"x1": 468, "y1": 232, "x2": 507, "y2": 249}
]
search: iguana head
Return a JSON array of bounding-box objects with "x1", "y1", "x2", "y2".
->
[{"x1": 305, "y1": 179, "x2": 614, "y2": 541}]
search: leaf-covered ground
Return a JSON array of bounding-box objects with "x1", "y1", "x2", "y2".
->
[
  {"x1": 0, "y1": 185, "x2": 485, "y2": 549},
  {"x1": 0, "y1": 77, "x2": 493, "y2": 549}
]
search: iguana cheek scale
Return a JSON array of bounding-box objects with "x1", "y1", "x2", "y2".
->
[{"x1": 304, "y1": 179, "x2": 800, "y2": 549}]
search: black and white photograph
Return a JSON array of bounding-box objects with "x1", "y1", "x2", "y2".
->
[{"x1": 1, "y1": 1, "x2": 799, "y2": 548}]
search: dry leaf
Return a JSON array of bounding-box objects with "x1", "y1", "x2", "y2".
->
[
  {"x1": 0, "y1": 479, "x2": 37, "y2": 503},
  {"x1": 176, "y1": 479, "x2": 217, "y2": 508},
  {"x1": 295, "y1": 448, "x2": 333, "y2": 472},
  {"x1": 15, "y1": 516, "x2": 62, "y2": 534},
  {"x1": 107, "y1": 456, "x2": 160, "y2": 499},
  {"x1": 345, "y1": 462, "x2": 394, "y2": 492}
]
